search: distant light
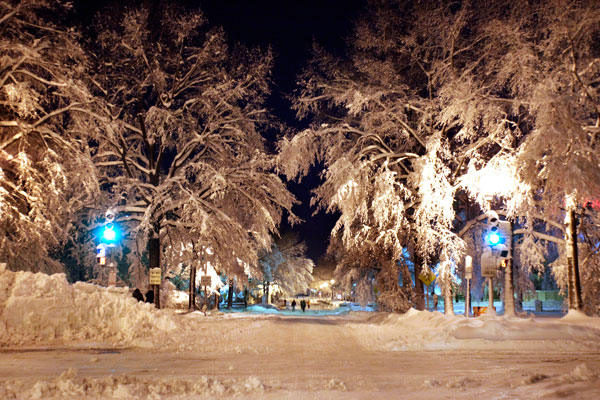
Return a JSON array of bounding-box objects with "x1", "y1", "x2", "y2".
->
[
  {"x1": 487, "y1": 232, "x2": 501, "y2": 246},
  {"x1": 102, "y1": 227, "x2": 116, "y2": 241}
]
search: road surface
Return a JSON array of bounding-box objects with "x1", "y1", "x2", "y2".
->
[{"x1": 0, "y1": 314, "x2": 599, "y2": 399}]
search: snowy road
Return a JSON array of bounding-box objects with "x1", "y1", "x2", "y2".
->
[{"x1": 1, "y1": 313, "x2": 599, "y2": 399}]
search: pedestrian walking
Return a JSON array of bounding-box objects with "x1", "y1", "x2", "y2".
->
[
  {"x1": 291, "y1": 299, "x2": 296, "y2": 311},
  {"x1": 300, "y1": 299, "x2": 306, "y2": 312}
]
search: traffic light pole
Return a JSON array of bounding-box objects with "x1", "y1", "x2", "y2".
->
[
  {"x1": 488, "y1": 277, "x2": 494, "y2": 313},
  {"x1": 466, "y1": 278, "x2": 470, "y2": 318}
]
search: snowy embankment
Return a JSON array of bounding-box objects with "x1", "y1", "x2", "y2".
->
[
  {"x1": 0, "y1": 265, "x2": 271, "y2": 350},
  {"x1": 346, "y1": 308, "x2": 600, "y2": 352},
  {"x1": 0, "y1": 264, "x2": 178, "y2": 347}
]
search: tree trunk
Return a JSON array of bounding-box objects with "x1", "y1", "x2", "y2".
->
[
  {"x1": 189, "y1": 265, "x2": 196, "y2": 310},
  {"x1": 399, "y1": 261, "x2": 413, "y2": 305},
  {"x1": 503, "y1": 221, "x2": 516, "y2": 317},
  {"x1": 227, "y1": 278, "x2": 234, "y2": 309},
  {"x1": 149, "y1": 231, "x2": 160, "y2": 309},
  {"x1": 565, "y1": 201, "x2": 583, "y2": 310},
  {"x1": 443, "y1": 280, "x2": 454, "y2": 315},
  {"x1": 413, "y1": 254, "x2": 425, "y2": 311}
]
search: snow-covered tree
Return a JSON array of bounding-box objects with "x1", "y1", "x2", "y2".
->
[
  {"x1": 87, "y1": 5, "x2": 296, "y2": 286},
  {"x1": 455, "y1": 0, "x2": 600, "y2": 313},
  {"x1": 279, "y1": 0, "x2": 510, "y2": 313},
  {"x1": 511, "y1": 0, "x2": 600, "y2": 312},
  {"x1": 259, "y1": 233, "x2": 313, "y2": 300},
  {"x1": 0, "y1": 0, "x2": 98, "y2": 272}
]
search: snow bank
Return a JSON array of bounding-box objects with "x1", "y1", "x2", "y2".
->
[
  {"x1": 0, "y1": 265, "x2": 183, "y2": 347},
  {"x1": 0, "y1": 368, "x2": 266, "y2": 400},
  {"x1": 0, "y1": 265, "x2": 300, "y2": 353},
  {"x1": 347, "y1": 308, "x2": 600, "y2": 351}
]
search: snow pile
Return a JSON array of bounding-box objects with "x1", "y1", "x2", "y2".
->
[
  {"x1": 0, "y1": 368, "x2": 266, "y2": 400},
  {"x1": 160, "y1": 281, "x2": 189, "y2": 310},
  {"x1": 347, "y1": 308, "x2": 600, "y2": 351},
  {"x1": 0, "y1": 265, "x2": 287, "y2": 352},
  {"x1": 0, "y1": 265, "x2": 181, "y2": 347}
]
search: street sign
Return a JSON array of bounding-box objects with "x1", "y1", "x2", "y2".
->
[
  {"x1": 200, "y1": 275, "x2": 211, "y2": 286},
  {"x1": 481, "y1": 249, "x2": 497, "y2": 277},
  {"x1": 418, "y1": 269, "x2": 436, "y2": 286},
  {"x1": 149, "y1": 268, "x2": 162, "y2": 285}
]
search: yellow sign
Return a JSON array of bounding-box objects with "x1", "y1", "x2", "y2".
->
[
  {"x1": 200, "y1": 276, "x2": 211, "y2": 286},
  {"x1": 418, "y1": 270, "x2": 436, "y2": 286},
  {"x1": 149, "y1": 268, "x2": 161, "y2": 285}
]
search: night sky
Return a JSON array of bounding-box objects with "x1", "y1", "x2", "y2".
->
[
  {"x1": 200, "y1": 0, "x2": 362, "y2": 262},
  {"x1": 75, "y1": 0, "x2": 365, "y2": 262}
]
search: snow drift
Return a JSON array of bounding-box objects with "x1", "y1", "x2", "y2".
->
[
  {"x1": 347, "y1": 308, "x2": 600, "y2": 351},
  {"x1": 0, "y1": 264, "x2": 182, "y2": 347}
]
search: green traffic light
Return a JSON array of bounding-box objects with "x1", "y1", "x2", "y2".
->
[
  {"x1": 487, "y1": 232, "x2": 500, "y2": 245},
  {"x1": 102, "y1": 226, "x2": 116, "y2": 241}
]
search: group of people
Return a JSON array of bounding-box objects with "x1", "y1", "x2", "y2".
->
[
  {"x1": 289, "y1": 298, "x2": 309, "y2": 312},
  {"x1": 132, "y1": 288, "x2": 154, "y2": 304}
]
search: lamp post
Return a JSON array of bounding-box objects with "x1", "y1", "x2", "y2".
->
[{"x1": 330, "y1": 279, "x2": 335, "y2": 300}]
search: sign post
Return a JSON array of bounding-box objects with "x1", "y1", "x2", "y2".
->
[
  {"x1": 149, "y1": 267, "x2": 161, "y2": 308},
  {"x1": 108, "y1": 262, "x2": 117, "y2": 286},
  {"x1": 481, "y1": 248, "x2": 498, "y2": 314},
  {"x1": 201, "y1": 275, "x2": 211, "y2": 310},
  {"x1": 418, "y1": 269, "x2": 436, "y2": 312},
  {"x1": 465, "y1": 256, "x2": 472, "y2": 318}
]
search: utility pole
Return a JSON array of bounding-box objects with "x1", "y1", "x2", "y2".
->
[{"x1": 565, "y1": 200, "x2": 583, "y2": 310}]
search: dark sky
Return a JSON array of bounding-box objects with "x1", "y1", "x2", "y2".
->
[
  {"x1": 75, "y1": 0, "x2": 364, "y2": 262},
  {"x1": 200, "y1": 0, "x2": 363, "y2": 262}
]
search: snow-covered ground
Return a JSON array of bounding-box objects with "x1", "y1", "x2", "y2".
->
[{"x1": 1, "y1": 266, "x2": 599, "y2": 399}]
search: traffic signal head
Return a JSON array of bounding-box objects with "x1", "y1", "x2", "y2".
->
[
  {"x1": 100, "y1": 209, "x2": 119, "y2": 244},
  {"x1": 102, "y1": 224, "x2": 116, "y2": 241},
  {"x1": 487, "y1": 231, "x2": 501, "y2": 246},
  {"x1": 485, "y1": 211, "x2": 502, "y2": 247}
]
